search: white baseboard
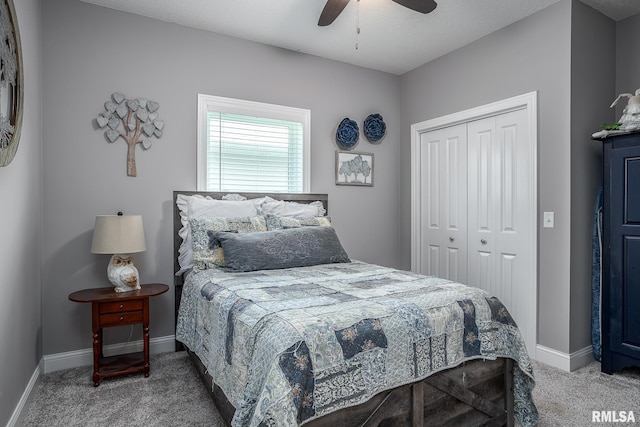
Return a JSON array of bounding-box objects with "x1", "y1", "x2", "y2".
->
[
  {"x1": 6, "y1": 359, "x2": 42, "y2": 427},
  {"x1": 43, "y1": 334, "x2": 176, "y2": 373},
  {"x1": 536, "y1": 344, "x2": 595, "y2": 372}
]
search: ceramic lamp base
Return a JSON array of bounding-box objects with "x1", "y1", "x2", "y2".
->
[{"x1": 106, "y1": 254, "x2": 141, "y2": 293}]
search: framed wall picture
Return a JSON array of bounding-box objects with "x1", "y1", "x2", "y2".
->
[
  {"x1": 335, "y1": 150, "x2": 373, "y2": 187},
  {"x1": 0, "y1": 0, "x2": 24, "y2": 167}
]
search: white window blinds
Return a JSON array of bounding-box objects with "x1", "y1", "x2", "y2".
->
[{"x1": 197, "y1": 95, "x2": 310, "y2": 193}]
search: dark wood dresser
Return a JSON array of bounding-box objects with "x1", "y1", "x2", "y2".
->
[{"x1": 601, "y1": 132, "x2": 640, "y2": 374}]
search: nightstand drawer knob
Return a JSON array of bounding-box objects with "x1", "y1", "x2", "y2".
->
[
  {"x1": 119, "y1": 304, "x2": 124, "y2": 309},
  {"x1": 120, "y1": 316, "x2": 124, "y2": 321}
]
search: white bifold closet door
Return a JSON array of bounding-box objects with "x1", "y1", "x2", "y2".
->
[
  {"x1": 420, "y1": 123, "x2": 469, "y2": 283},
  {"x1": 419, "y1": 108, "x2": 534, "y2": 354}
]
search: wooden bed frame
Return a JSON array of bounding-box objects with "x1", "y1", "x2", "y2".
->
[{"x1": 173, "y1": 191, "x2": 515, "y2": 427}]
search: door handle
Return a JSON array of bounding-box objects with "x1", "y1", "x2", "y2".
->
[
  {"x1": 449, "y1": 237, "x2": 455, "y2": 242},
  {"x1": 481, "y1": 239, "x2": 487, "y2": 245}
]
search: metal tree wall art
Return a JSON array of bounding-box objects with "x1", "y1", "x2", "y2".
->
[{"x1": 95, "y1": 92, "x2": 164, "y2": 177}]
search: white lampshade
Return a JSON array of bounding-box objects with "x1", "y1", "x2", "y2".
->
[{"x1": 91, "y1": 214, "x2": 146, "y2": 254}]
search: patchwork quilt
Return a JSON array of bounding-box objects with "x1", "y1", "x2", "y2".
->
[{"x1": 176, "y1": 261, "x2": 538, "y2": 427}]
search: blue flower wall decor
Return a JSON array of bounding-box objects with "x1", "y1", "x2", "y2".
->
[
  {"x1": 336, "y1": 118, "x2": 359, "y2": 150},
  {"x1": 364, "y1": 114, "x2": 386, "y2": 143}
]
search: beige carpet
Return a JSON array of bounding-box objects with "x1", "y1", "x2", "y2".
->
[
  {"x1": 21, "y1": 351, "x2": 225, "y2": 426},
  {"x1": 532, "y1": 359, "x2": 640, "y2": 426},
  {"x1": 21, "y1": 351, "x2": 640, "y2": 426}
]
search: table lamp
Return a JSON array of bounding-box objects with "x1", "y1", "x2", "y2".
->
[{"x1": 91, "y1": 213, "x2": 146, "y2": 293}]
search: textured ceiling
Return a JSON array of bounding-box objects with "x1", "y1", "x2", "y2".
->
[{"x1": 79, "y1": 0, "x2": 638, "y2": 75}]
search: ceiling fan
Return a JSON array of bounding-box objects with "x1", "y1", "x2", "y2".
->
[{"x1": 318, "y1": 0, "x2": 437, "y2": 26}]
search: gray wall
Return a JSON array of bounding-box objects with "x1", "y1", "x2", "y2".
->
[
  {"x1": 615, "y1": 13, "x2": 640, "y2": 115},
  {"x1": 41, "y1": 0, "x2": 401, "y2": 355},
  {"x1": 5, "y1": 0, "x2": 638, "y2": 420},
  {"x1": 399, "y1": 0, "x2": 575, "y2": 353},
  {"x1": 0, "y1": 0, "x2": 42, "y2": 424},
  {"x1": 569, "y1": 1, "x2": 615, "y2": 354}
]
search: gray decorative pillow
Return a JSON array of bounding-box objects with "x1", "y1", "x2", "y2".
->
[
  {"x1": 265, "y1": 214, "x2": 332, "y2": 231},
  {"x1": 190, "y1": 216, "x2": 267, "y2": 271},
  {"x1": 216, "y1": 226, "x2": 351, "y2": 272}
]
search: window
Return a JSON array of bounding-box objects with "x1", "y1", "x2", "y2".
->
[{"x1": 197, "y1": 94, "x2": 310, "y2": 193}]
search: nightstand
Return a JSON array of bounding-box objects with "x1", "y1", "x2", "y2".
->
[{"x1": 69, "y1": 283, "x2": 169, "y2": 386}]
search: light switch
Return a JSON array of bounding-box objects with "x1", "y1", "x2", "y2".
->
[{"x1": 543, "y1": 212, "x2": 554, "y2": 228}]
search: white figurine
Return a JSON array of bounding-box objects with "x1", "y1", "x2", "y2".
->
[
  {"x1": 107, "y1": 254, "x2": 141, "y2": 293},
  {"x1": 611, "y1": 88, "x2": 640, "y2": 132}
]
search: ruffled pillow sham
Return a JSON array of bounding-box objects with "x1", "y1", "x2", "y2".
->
[
  {"x1": 175, "y1": 194, "x2": 267, "y2": 275},
  {"x1": 259, "y1": 199, "x2": 326, "y2": 218}
]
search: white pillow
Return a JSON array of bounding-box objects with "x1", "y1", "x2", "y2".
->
[
  {"x1": 221, "y1": 193, "x2": 247, "y2": 201},
  {"x1": 259, "y1": 199, "x2": 326, "y2": 218},
  {"x1": 189, "y1": 196, "x2": 261, "y2": 218},
  {"x1": 175, "y1": 194, "x2": 266, "y2": 275}
]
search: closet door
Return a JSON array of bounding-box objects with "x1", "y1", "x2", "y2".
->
[
  {"x1": 412, "y1": 94, "x2": 537, "y2": 357},
  {"x1": 419, "y1": 124, "x2": 468, "y2": 282},
  {"x1": 467, "y1": 109, "x2": 534, "y2": 347}
]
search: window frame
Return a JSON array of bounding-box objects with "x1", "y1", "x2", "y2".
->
[{"x1": 196, "y1": 94, "x2": 311, "y2": 193}]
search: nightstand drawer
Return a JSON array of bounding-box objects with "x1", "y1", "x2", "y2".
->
[
  {"x1": 100, "y1": 300, "x2": 143, "y2": 314},
  {"x1": 100, "y1": 311, "x2": 143, "y2": 326}
]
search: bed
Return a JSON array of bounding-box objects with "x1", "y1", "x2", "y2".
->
[{"x1": 173, "y1": 191, "x2": 538, "y2": 427}]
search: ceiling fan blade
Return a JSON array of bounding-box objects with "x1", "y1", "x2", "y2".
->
[
  {"x1": 318, "y1": 0, "x2": 350, "y2": 26},
  {"x1": 392, "y1": 0, "x2": 437, "y2": 14}
]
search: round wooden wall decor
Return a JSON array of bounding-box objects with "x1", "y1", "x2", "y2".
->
[{"x1": 0, "y1": 0, "x2": 23, "y2": 167}]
